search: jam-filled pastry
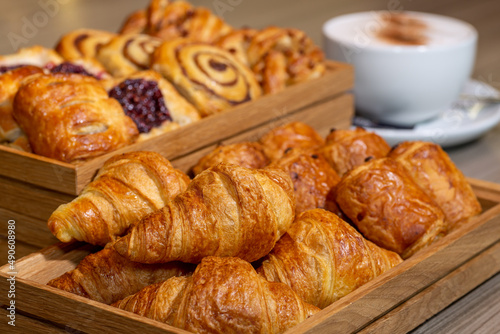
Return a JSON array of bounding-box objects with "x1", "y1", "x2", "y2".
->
[
  {"x1": 108, "y1": 70, "x2": 200, "y2": 140},
  {"x1": 97, "y1": 34, "x2": 162, "y2": 78},
  {"x1": 119, "y1": 9, "x2": 148, "y2": 34},
  {"x1": 0, "y1": 45, "x2": 63, "y2": 72},
  {"x1": 259, "y1": 121, "x2": 325, "y2": 161},
  {"x1": 389, "y1": 141, "x2": 482, "y2": 231},
  {"x1": 247, "y1": 27, "x2": 326, "y2": 94},
  {"x1": 49, "y1": 58, "x2": 111, "y2": 80},
  {"x1": 192, "y1": 142, "x2": 269, "y2": 176},
  {"x1": 13, "y1": 73, "x2": 139, "y2": 162},
  {"x1": 152, "y1": 39, "x2": 262, "y2": 116},
  {"x1": 335, "y1": 157, "x2": 447, "y2": 259},
  {"x1": 145, "y1": 0, "x2": 233, "y2": 43},
  {"x1": 0, "y1": 66, "x2": 44, "y2": 144},
  {"x1": 269, "y1": 148, "x2": 340, "y2": 214},
  {"x1": 215, "y1": 28, "x2": 258, "y2": 67},
  {"x1": 55, "y1": 29, "x2": 117, "y2": 60},
  {"x1": 322, "y1": 127, "x2": 391, "y2": 176}
]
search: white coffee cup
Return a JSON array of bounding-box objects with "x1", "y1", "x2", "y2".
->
[{"x1": 323, "y1": 11, "x2": 477, "y2": 126}]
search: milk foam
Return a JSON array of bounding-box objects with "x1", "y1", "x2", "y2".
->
[{"x1": 324, "y1": 11, "x2": 476, "y2": 49}]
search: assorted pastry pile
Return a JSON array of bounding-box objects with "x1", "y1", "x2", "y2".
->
[
  {"x1": 0, "y1": 0, "x2": 326, "y2": 162},
  {"x1": 46, "y1": 122, "x2": 482, "y2": 333}
]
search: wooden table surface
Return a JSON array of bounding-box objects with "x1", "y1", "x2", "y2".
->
[{"x1": 1, "y1": 0, "x2": 499, "y2": 333}]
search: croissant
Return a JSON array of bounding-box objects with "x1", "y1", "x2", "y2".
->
[
  {"x1": 48, "y1": 151, "x2": 190, "y2": 245},
  {"x1": 335, "y1": 158, "x2": 446, "y2": 258},
  {"x1": 47, "y1": 247, "x2": 194, "y2": 305},
  {"x1": 389, "y1": 141, "x2": 481, "y2": 231},
  {"x1": 0, "y1": 65, "x2": 44, "y2": 144},
  {"x1": 152, "y1": 39, "x2": 262, "y2": 116},
  {"x1": 257, "y1": 209, "x2": 402, "y2": 308},
  {"x1": 269, "y1": 148, "x2": 340, "y2": 214},
  {"x1": 192, "y1": 142, "x2": 269, "y2": 176},
  {"x1": 145, "y1": 0, "x2": 233, "y2": 43},
  {"x1": 247, "y1": 27, "x2": 325, "y2": 94},
  {"x1": 13, "y1": 73, "x2": 139, "y2": 162},
  {"x1": 107, "y1": 70, "x2": 200, "y2": 139},
  {"x1": 113, "y1": 256, "x2": 319, "y2": 334},
  {"x1": 259, "y1": 121, "x2": 325, "y2": 161},
  {"x1": 114, "y1": 163, "x2": 295, "y2": 263},
  {"x1": 322, "y1": 127, "x2": 391, "y2": 176}
]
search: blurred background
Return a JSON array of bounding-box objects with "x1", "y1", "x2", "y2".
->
[{"x1": 1, "y1": 0, "x2": 499, "y2": 89}]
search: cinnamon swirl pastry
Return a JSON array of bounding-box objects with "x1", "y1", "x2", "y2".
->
[
  {"x1": 216, "y1": 28, "x2": 258, "y2": 67},
  {"x1": 247, "y1": 27, "x2": 326, "y2": 94},
  {"x1": 97, "y1": 34, "x2": 162, "y2": 78},
  {"x1": 13, "y1": 73, "x2": 139, "y2": 162},
  {"x1": 0, "y1": 66, "x2": 44, "y2": 145},
  {"x1": 55, "y1": 29, "x2": 117, "y2": 61},
  {"x1": 108, "y1": 70, "x2": 200, "y2": 140},
  {"x1": 145, "y1": 0, "x2": 233, "y2": 43},
  {"x1": 119, "y1": 9, "x2": 148, "y2": 34},
  {"x1": 152, "y1": 39, "x2": 262, "y2": 116},
  {"x1": 0, "y1": 45, "x2": 63, "y2": 71}
]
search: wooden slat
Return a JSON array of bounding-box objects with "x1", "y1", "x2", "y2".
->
[
  {"x1": 0, "y1": 306, "x2": 68, "y2": 333},
  {"x1": 0, "y1": 208, "x2": 59, "y2": 249},
  {"x1": 358, "y1": 241, "x2": 500, "y2": 334},
  {"x1": 0, "y1": 176, "x2": 74, "y2": 222}
]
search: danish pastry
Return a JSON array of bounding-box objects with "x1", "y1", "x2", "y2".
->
[
  {"x1": 55, "y1": 28, "x2": 117, "y2": 60},
  {"x1": 0, "y1": 45, "x2": 63, "y2": 70},
  {"x1": 119, "y1": 9, "x2": 148, "y2": 34}
]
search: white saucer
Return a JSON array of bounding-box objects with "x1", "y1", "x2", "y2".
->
[{"x1": 355, "y1": 80, "x2": 500, "y2": 148}]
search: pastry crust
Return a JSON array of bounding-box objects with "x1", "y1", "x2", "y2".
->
[
  {"x1": 269, "y1": 148, "x2": 341, "y2": 214},
  {"x1": 0, "y1": 45, "x2": 63, "y2": 69},
  {"x1": 322, "y1": 127, "x2": 391, "y2": 176},
  {"x1": 389, "y1": 141, "x2": 482, "y2": 231},
  {"x1": 247, "y1": 27, "x2": 326, "y2": 94},
  {"x1": 113, "y1": 256, "x2": 319, "y2": 334},
  {"x1": 216, "y1": 28, "x2": 258, "y2": 67},
  {"x1": 55, "y1": 28, "x2": 117, "y2": 60},
  {"x1": 13, "y1": 73, "x2": 139, "y2": 162},
  {"x1": 145, "y1": 0, "x2": 233, "y2": 42},
  {"x1": 192, "y1": 141, "x2": 269, "y2": 176},
  {"x1": 114, "y1": 163, "x2": 295, "y2": 264},
  {"x1": 335, "y1": 157, "x2": 447, "y2": 258},
  {"x1": 97, "y1": 34, "x2": 162, "y2": 77},
  {"x1": 108, "y1": 70, "x2": 201, "y2": 140},
  {"x1": 259, "y1": 121, "x2": 325, "y2": 161},
  {"x1": 119, "y1": 9, "x2": 148, "y2": 34},
  {"x1": 152, "y1": 39, "x2": 262, "y2": 116},
  {"x1": 258, "y1": 209, "x2": 402, "y2": 308}
]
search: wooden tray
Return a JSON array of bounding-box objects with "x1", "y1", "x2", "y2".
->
[
  {"x1": 0, "y1": 61, "x2": 353, "y2": 196},
  {"x1": 1, "y1": 178, "x2": 499, "y2": 334}
]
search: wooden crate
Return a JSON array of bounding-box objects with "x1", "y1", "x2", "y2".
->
[
  {"x1": 0, "y1": 61, "x2": 354, "y2": 251},
  {"x1": 1, "y1": 179, "x2": 499, "y2": 334}
]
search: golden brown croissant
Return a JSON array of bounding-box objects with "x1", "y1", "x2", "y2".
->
[
  {"x1": 322, "y1": 127, "x2": 391, "y2": 176},
  {"x1": 96, "y1": 34, "x2": 162, "y2": 77},
  {"x1": 247, "y1": 27, "x2": 326, "y2": 94},
  {"x1": 107, "y1": 70, "x2": 200, "y2": 140},
  {"x1": 259, "y1": 121, "x2": 325, "y2": 161},
  {"x1": 55, "y1": 29, "x2": 117, "y2": 61},
  {"x1": 47, "y1": 247, "x2": 194, "y2": 304},
  {"x1": 389, "y1": 141, "x2": 481, "y2": 231},
  {"x1": 13, "y1": 73, "x2": 139, "y2": 162},
  {"x1": 152, "y1": 38, "x2": 262, "y2": 116},
  {"x1": 48, "y1": 151, "x2": 190, "y2": 245},
  {"x1": 0, "y1": 65, "x2": 44, "y2": 145},
  {"x1": 114, "y1": 163, "x2": 295, "y2": 263},
  {"x1": 335, "y1": 158, "x2": 446, "y2": 258},
  {"x1": 0, "y1": 45, "x2": 63, "y2": 70},
  {"x1": 192, "y1": 142, "x2": 269, "y2": 176},
  {"x1": 119, "y1": 9, "x2": 148, "y2": 34},
  {"x1": 258, "y1": 209, "x2": 402, "y2": 308},
  {"x1": 269, "y1": 148, "x2": 341, "y2": 214},
  {"x1": 113, "y1": 256, "x2": 319, "y2": 334},
  {"x1": 145, "y1": 0, "x2": 233, "y2": 43}
]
